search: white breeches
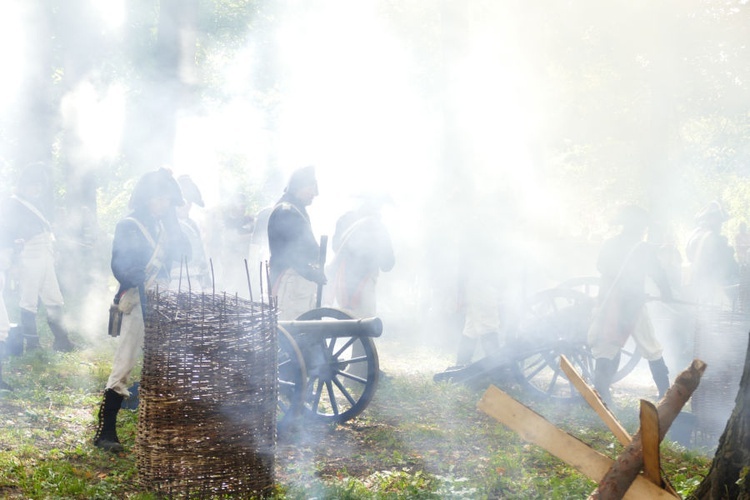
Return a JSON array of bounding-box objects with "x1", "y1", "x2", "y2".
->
[
  {"x1": 462, "y1": 282, "x2": 501, "y2": 340},
  {"x1": 19, "y1": 233, "x2": 64, "y2": 312},
  {"x1": 274, "y1": 269, "x2": 317, "y2": 321},
  {"x1": 590, "y1": 307, "x2": 664, "y2": 361},
  {"x1": 105, "y1": 294, "x2": 145, "y2": 397}
]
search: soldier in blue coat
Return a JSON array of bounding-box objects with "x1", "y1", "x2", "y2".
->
[
  {"x1": 267, "y1": 166, "x2": 326, "y2": 320},
  {"x1": 0, "y1": 163, "x2": 74, "y2": 352},
  {"x1": 93, "y1": 168, "x2": 189, "y2": 452}
]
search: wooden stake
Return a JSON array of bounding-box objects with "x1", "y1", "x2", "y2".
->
[
  {"x1": 477, "y1": 385, "x2": 677, "y2": 499},
  {"x1": 560, "y1": 356, "x2": 631, "y2": 446},
  {"x1": 640, "y1": 399, "x2": 662, "y2": 487}
]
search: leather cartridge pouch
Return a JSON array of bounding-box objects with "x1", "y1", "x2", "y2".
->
[{"x1": 108, "y1": 299, "x2": 123, "y2": 338}]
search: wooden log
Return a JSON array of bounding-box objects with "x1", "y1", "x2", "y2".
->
[
  {"x1": 477, "y1": 385, "x2": 677, "y2": 499},
  {"x1": 560, "y1": 356, "x2": 632, "y2": 446},
  {"x1": 589, "y1": 359, "x2": 707, "y2": 499}
]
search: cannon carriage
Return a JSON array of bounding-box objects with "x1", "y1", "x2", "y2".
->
[{"x1": 434, "y1": 278, "x2": 642, "y2": 402}]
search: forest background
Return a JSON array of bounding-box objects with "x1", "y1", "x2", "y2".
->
[
  {"x1": 0, "y1": 1, "x2": 748, "y2": 279},
  {"x1": 2, "y1": 1, "x2": 750, "y2": 322}
]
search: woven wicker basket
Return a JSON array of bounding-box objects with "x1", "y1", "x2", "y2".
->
[{"x1": 137, "y1": 289, "x2": 277, "y2": 498}]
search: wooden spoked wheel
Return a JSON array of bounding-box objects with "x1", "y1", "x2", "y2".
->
[
  {"x1": 277, "y1": 325, "x2": 307, "y2": 430},
  {"x1": 512, "y1": 287, "x2": 597, "y2": 402},
  {"x1": 295, "y1": 307, "x2": 380, "y2": 424}
]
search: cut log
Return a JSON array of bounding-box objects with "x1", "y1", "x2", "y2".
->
[
  {"x1": 589, "y1": 359, "x2": 707, "y2": 499},
  {"x1": 560, "y1": 355, "x2": 631, "y2": 446},
  {"x1": 477, "y1": 385, "x2": 677, "y2": 499}
]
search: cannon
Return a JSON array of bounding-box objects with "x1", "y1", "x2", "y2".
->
[
  {"x1": 433, "y1": 280, "x2": 644, "y2": 403},
  {"x1": 281, "y1": 316, "x2": 383, "y2": 339},
  {"x1": 277, "y1": 308, "x2": 383, "y2": 425}
]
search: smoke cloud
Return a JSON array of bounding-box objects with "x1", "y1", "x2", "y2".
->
[{"x1": 1, "y1": 0, "x2": 748, "y2": 458}]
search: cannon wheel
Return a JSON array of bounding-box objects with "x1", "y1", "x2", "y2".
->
[
  {"x1": 513, "y1": 341, "x2": 595, "y2": 402},
  {"x1": 277, "y1": 325, "x2": 307, "y2": 430},
  {"x1": 295, "y1": 307, "x2": 380, "y2": 423},
  {"x1": 512, "y1": 287, "x2": 596, "y2": 402},
  {"x1": 556, "y1": 276, "x2": 642, "y2": 383}
]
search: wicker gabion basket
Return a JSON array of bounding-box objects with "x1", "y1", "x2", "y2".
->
[{"x1": 137, "y1": 289, "x2": 278, "y2": 498}]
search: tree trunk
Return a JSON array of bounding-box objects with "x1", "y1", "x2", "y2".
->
[
  {"x1": 122, "y1": 0, "x2": 198, "y2": 171},
  {"x1": 55, "y1": 0, "x2": 108, "y2": 296},
  {"x1": 14, "y1": 4, "x2": 57, "y2": 167},
  {"x1": 692, "y1": 332, "x2": 750, "y2": 499}
]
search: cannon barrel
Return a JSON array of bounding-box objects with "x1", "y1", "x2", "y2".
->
[{"x1": 278, "y1": 317, "x2": 383, "y2": 339}]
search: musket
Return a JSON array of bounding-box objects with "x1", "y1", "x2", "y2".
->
[
  {"x1": 316, "y1": 235, "x2": 328, "y2": 308},
  {"x1": 647, "y1": 296, "x2": 698, "y2": 306}
]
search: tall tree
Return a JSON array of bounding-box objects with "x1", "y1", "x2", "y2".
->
[
  {"x1": 122, "y1": 0, "x2": 198, "y2": 170},
  {"x1": 12, "y1": 4, "x2": 57, "y2": 167},
  {"x1": 53, "y1": 0, "x2": 111, "y2": 294},
  {"x1": 692, "y1": 331, "x2": 750, "y2": 499}
]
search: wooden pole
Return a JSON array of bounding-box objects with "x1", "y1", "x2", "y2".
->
[{"x1": 560, "y1": 356, "x2": 631, "y2": 446}]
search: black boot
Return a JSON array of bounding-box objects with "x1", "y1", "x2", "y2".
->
[
  {"x1": 649, "y1": 358, "x2": 670, "y2": 399},
  {"x1": 480, "y1": 332, "x2": 501, "y2": 357},
  {"x1": 46, "y1": 307, "x2": 74, "y2": 352},
  {"x1": 94, "y1": 389, "x2": 124, "y2": 452},
  {"x1": 456, "y1": 335, "x2": 478, "y2": 367},
  {"x1": 0, "y1": 341, "x2": 11, "y2": 391},
  {"x1": 6, "y1": 325, "x2": 23, "y2": 357},
  {"x1": 594, "y1": 355, "x2": 619, "y2": 406},
  {"x1": 20, "y1": 309, "x2": 40, "y2": 351}
]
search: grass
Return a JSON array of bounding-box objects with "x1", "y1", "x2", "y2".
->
[{"x1": 0, "y1": 329, "x2": 712, "y2": 499}]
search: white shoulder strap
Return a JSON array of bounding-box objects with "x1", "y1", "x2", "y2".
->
[
  {"x1": 276, "y1": 201, "x2": 309, "y2": 222},
  {"x1": 336, "y1": 216, "x2": 373, "y2": 251},
  {"x1": 123, "y1": 217, "x2": 157, "y2": 248},
  {"x1": 123, "y1": 217, "x2": 166, "y2": 288},
  {"x1": 12, "y1": 195, "x2": 52, "y2": 230}
]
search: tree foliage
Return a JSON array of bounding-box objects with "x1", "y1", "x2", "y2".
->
[{"x1": 3, "y1": 0, "x2": 750, "y2": 246}]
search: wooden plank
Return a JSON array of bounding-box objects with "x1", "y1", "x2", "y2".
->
[
  {"x1": 639, "y1": 400, "x2": 680, "y2": 497},
  {"x1": 559, "y1": 356, "x2": 632, "y2": 446},
  {"x1": 640, "y1": 399, "x2": 662, "y2": 487},
  {"x1": 477, "y1": 385, "x2": 678, "y2": 499}
]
